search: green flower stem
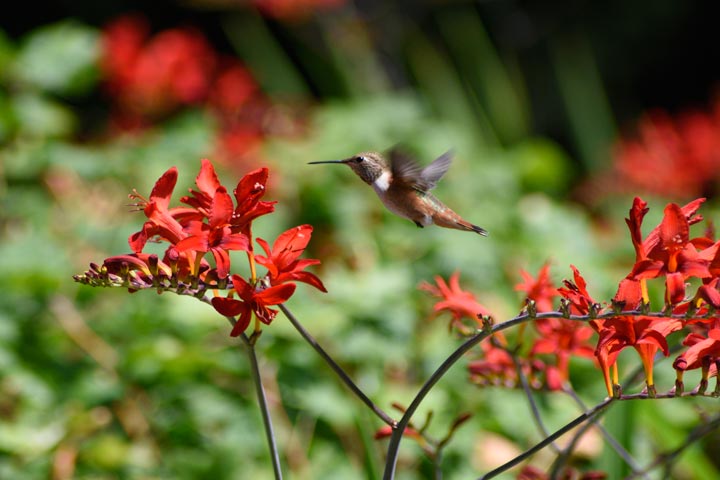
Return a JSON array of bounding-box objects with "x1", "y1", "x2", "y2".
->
[
  {"x1": 213, "y1": 304, "x2": 284, "y2": 479},
  {"x1": 563, "y1": 387, "x2": 645, "y2": 477},
  {"x1": 625, "y1": 413, "x2": 720, "y2": 479},
  {"x1": 478, "y1": 397, "x2": 614, "y2": 480},
  {"x1": 382, "y1": 311, "x2": 609, "y2": 479},
  {"x1": 279, "y1": 304, "x2": 395, "y2": 426},
  {"x1": 507, "y1": 346, "x2": 560, "y2": 453},
  {"x1": 241, "y1": 332, "x2": 284, "y2": 480},
  {"x1": 381, "y1": 326, "x2": 494, "y2": 480}
]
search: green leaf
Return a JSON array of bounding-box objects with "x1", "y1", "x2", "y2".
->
[
  {"x1": 13, "y1": 20, "x2": 100, "y2": 96},
  {"x1": 11, "y1": 93, "x2": 76, "y2": 138}
]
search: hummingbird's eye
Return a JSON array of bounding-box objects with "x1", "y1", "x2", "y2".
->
[{"x1": 355, "y1": 156, "x2": 365, "y2": 163}]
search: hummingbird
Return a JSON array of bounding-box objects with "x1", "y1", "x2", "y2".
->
[{"x1": 309, "y1": 148, "x2": 487, "y2": 235}]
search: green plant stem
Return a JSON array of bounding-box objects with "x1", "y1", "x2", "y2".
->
[
  {"x1": 382, "y1": 311, "x2": 606, "y2": 479},
  {"x1": 241, "y1": 332, "x2": 284, "y2": 480},
  {"x1": 279, "y1": 304, "x2": 395, "y2": 426},
  {"x1": 382, "y1": 330, "x2": 487, "y2": 479},
  {"x1": 478, "y1": 397, "x2": 614, "y2": 480},
  {"x1": 625, "y1": 413, "x2": 720, "y2": 479},
  {"x1": 508, "y1": 346, "x2": 560, "y2": 453},
  {"x1": 563, "y1": 387, "x2": 645, "y2": 477}
]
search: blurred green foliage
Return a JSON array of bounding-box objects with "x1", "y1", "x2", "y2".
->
[{"x1": 1, "y1": 3, "x2": 719, "y2": 479}]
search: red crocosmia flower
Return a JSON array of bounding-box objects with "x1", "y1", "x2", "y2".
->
[
  {"x1": 629, "y1": 197, "x2": 705, "y2": 262},
  {"x1": 211, "y1": 274, "x2": 296, "y2": 336},
  {"x1": 216, "y1": 124, "x2": 265, "y2": 161},
  {"x1": 627, "y1": 199, "x2": 717, "y2": 304},
  {"x1": 255, "y1": 225, "x2": 327, "y2": 292},
  {"x1": 175, "y1": 158, "x2": 223, "y2": 223},
  {"x1": 593, "y1": 316, "x2": 683, "y2": 396},
  {"x1": 612, "y1": 104, "x2": 720, "y2": 198},
  {"x1": 231, "y1": 167, "x2": 277, "y2": 238},
  {"x1": 128, "y1": 167, "x2": 189, "y2": 253},
  {"x1": 626, "y1": 197, "x2": 649, "y2": 261},
  {"x1": 101, "y1": 15, "x2": 148, "y2": 97},
  {"x1": 102, "y1": 19, "x2": 217, "y2": 117},
  {"x1": 557, "y1": 265, "x2": 595, "y2": 315},
  {"x1": 693, "y1": 278, "x2": 720, "y2": 310},
  {"x1": 515, "y1": 263, "x2": 558, "y2": 313},
  {"x1": 208, "y1": 63, "x2": 258, "y2": 114},
  {"x1": 419, "y1": 272, "x2": 492, "y2": 331},
  {"x1": 612, "y1": 278, "x2": 644, "y2": 311},
  {"x1": 175, "y1": 186, "x2": 249, "y2": 279},
  {"x1": 673, "y1": 329, "x2": 720, "y2": 383},
  {"x1": 530, "y1": 318, "x2": 595, "y2": 388},
  {"x1": 468, "y1": 344, "x2": 519, "y2": 388}
]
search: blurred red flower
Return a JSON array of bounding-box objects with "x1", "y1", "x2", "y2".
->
[
  {"x1": 612, "y1": 99, "x2": 720, "y2": 198},
  {"x1": 100, "y1": 15, "x2": 273, "y2": 162},
  {"x1": 515, "y1": 263, "x2": 558, "y2": 313},
  {"x1": 253, "y1": 0, "x2": 345, "y2": 21},
  {"x1": 419, "y1": 272, "x2": 492, "y2": 332},
  {"x1": 101, "y1": 16, "x2": 216, "y2": 117}
]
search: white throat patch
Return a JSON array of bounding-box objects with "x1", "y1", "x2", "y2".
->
[{"x1": 373, "y1": 171, "x2": 391, "y2": 192}]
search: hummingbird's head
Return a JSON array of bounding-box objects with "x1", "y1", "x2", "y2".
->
[{"x1": 309, "y1": 151, "x2": 387, "y2": 185}]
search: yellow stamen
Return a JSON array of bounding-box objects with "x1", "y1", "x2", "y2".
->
[
  {"x1": 248, "y1": 250, "x2": 258, "y2": 283},
  {"x1": 640, "y1": 278, "x2": 650, "y2": 305}
]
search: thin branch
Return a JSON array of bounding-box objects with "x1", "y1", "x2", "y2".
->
[
  {"x1": 383, "y1": 312, "x2": 547, "y2": 479},
  {"x1": 279, "y1": 304, "x2": 395, "y2": 426},
  {"x1": 547, "y1": 411, "x2": 597, "y2": 478},
  {"x1": 563, "y1": 387, "x2": 646, "y2": 477},
  {"x1": 478, "y1": 398, "x2": 615, "y2": 480},
  {"x1": 507, "y1": 346, "x2": 560, "y2": 454},
  {"x1": 381, "y1": 308, "x2": 638, "y2": 479},
  {"x1": 242, "y1": 332, "x2": 284, "y2": 480},
  {"x1": 625, "y1": 413, "x2": 720, "y2": 479}
]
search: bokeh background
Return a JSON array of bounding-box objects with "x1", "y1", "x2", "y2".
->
[{"x1": 2, "y1": 1, "x2": 720, "y2": 478}]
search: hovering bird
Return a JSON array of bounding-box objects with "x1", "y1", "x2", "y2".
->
[{"x1": 309, "y1": 148, "x2": 487, "y2": 235}]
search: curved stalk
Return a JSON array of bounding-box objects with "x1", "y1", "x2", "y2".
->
[
  {"x1": 279, "y1": 304, "x2": 395, "y2": 426},
  {"x1": 478, "y1": 398, "x2": 614, "y2": 479},
  {"x1": 242, "y1": 332, "x2": 284, "y2": 479},
  {"x1": 382, "y1": 311, "x2": 600, "y2": 479}
]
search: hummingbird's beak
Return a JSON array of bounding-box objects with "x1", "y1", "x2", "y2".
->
[{"x1": 307, "y1": 160, "x2": 349, "y2": 165}]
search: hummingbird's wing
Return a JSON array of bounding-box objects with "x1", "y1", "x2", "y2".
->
[
  {"x1": 389, "y1": 148, "x2": 426, "y2": 189},
  {"x1": 419, "y1": 151, "x2": 453, "y2": 190},
  {"x1": 389, "y1": 148, "x2": 454, "y2": 192}
]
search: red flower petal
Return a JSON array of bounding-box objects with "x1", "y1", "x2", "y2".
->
[
  {"x1": 256, "y1": 282, "x2": 297, "y2": 305},
  {"x1": 148, "y1": 167, "x2": 178, "y2": 212},
  {"x1": 211, "y1": 296, "x2": 246, "y2": 317}
]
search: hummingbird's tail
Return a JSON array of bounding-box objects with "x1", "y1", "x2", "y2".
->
[{"x1": 455, "y1": 219, "x2": 488, "y2": 236}]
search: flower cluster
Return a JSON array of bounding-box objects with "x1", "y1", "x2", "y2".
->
[
  {"x1": 610, "y1": 97, "x2": 720, "y2": 198},
  {"x1": 422, "y1": 197, "x2": 720, "y2": 398},
  {"x1": 100, "y1": 15, "x2": 270, "y2": 160},
  {"x1": 577, "y1": 197, "x2": 720, "y2": 396},
  {"x1": 74, "y1": 160, "x2": 326, "y2": 336},
  {"x1": 420, "y1": 270, "x2": 586, "y2": 391}
]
